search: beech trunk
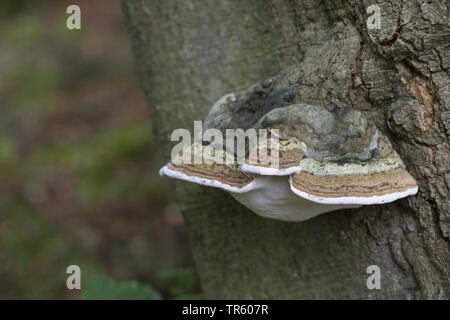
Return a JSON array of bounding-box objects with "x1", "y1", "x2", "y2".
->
[{"x1": 122, "y1": 0, "x2": 450, "y2": 299}]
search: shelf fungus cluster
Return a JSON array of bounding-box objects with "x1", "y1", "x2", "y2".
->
[{"x1": 160, "y1": 83, "x2": 418, "y2": 222}]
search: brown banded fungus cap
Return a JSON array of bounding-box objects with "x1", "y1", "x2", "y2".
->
[
  {"x1": 160, "y1": 76, "x2": 418, "y2": 222},
  {"x1": 160, "y1": 143, "x2": 255, "y2": 193}
]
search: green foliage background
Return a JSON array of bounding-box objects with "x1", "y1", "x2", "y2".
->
[{"x1": 0, "y1": 0, "x2": 199, "y2": 299}]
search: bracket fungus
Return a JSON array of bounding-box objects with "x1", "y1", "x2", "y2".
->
[{"x1": 160, "y1": 77, "x2": 418, "y2": 222}]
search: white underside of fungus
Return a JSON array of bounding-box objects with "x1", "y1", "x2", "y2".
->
[{"x1": 230, "y1": 175, "x2": 361, "y2": 221}]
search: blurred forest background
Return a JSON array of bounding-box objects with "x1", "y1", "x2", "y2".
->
[{"x1": 0, "y1": 0, "x2": 199, "y2": 299}]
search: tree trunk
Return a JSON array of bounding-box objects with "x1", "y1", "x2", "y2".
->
[{"x1": 122, "y1": 0, "x2": 450, "y2": 299}]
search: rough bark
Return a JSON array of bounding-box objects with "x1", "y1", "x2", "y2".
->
[{"x1": 122, "y1": 0, "x2": 450, "y2": 299}]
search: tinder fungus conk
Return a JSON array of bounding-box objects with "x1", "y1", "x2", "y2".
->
[{"x1": 160, "y1": 76, "x2": 418, "y2": 222}]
